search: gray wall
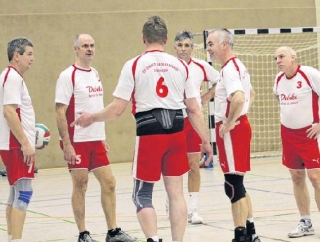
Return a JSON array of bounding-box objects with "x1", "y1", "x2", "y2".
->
[{"x1": 0, "y1": 0, "x2": 317, "y2": 168}]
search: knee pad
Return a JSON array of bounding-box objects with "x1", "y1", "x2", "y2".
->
[
  {"x1": 224, "y1": 174, "x2": 246, "y2": 203},
  {"x1": 132, "y1": 179, "x2": 154, "y2": 212},
  {"x1": 12, "y1": 179, "x2": 33, "y2": 211}
]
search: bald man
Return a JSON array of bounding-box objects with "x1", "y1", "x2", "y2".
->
[
  {"x1": 55, "y1": 34, "x2": 137, "y2": 242},
  {"x1": 274, "y1": 46, "x2": 320, "y2": 238}
]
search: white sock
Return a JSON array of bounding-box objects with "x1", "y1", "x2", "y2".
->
[
  {"x1": 189, "y1": 192, "x2": 199, "y2": 212},
  {"x1": 7, "y1": 235, "x2": 12, "y2": 242},
  {"x1": 149, "y1": 235, "x2": 159, "y2": 241},
  {"x1": 301, "y1": 215, "x2": 311, "y2": 225},
  {"x1": 247, "y1": 217, "x2": 257, "y2": 239},
  {"x1": 301, "y1": 215, "x2": 311, "y2": 220},
  {"x1": 247, "y1": 217, "x2": 254, "y2": 223},
  {"x1": 11, "y1": 240, "x2": 21, "y2": 242}
]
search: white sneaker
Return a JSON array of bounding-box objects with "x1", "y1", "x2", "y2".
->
[
  {"x1": 188, "y1": 212, "x2": 203, "y2": 224},
  {"x1": 288, "y1": 219, "x2": 315, "y2": 238}
]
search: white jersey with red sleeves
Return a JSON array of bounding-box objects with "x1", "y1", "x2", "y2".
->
[
  {"x1": 183, "y1": 57, "x2": 219, "y2": 117},
  {"x1": 189, "y1": 57, "x2": 219, "y2": 105},
  {"x1": 214, "y1": 57, "x2": 252, "y2": 123},
  {"x1": 0, "y1": 66, "x2": 35, "y2": 150},
  {"x1": 273, "y1": 65, "x2": 320, "y2": 129},
  {"x1": 55, "y1": 64, "x2": 105, "y2": 142},
  {"x1": 113, "y1": 50, "x2": 198, "y2": 114}
]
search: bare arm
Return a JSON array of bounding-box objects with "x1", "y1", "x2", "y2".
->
[
  {"x1": 71, "y1": 97, "x2": 129, "y2": 128},
  {"x1": 226, "y1": 91, "x2": 245, "y2": 124},
  {"x1": 185, "y1": 97, "x2": 213, "y2": 165},
  {"x1": 201, "y1": 84, "x2": 216, "y2": 105},
  {"x1": 219, "y1": 90, "x2": 245, "y2": 138},
  {"x1": 249, "y1": 88, "x2": 255, "y2": 110},
  {"x1": 55, "y1": 103, "x2": 77, "y2": 164},
  {"x1": 3, "y1": 104, "x2": 35, "y2": 165}
]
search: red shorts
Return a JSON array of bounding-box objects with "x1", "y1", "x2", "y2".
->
[
  {"x1": 184, "y1": 117, "x2": 201, "y2": 153},
  {"x1": 132, "y1": 131, "x2": 190, "y2": 182},
  {"x1": 281, "y1": 125, "x2": 320, "y2": 169},
  {"x1": 216, "y1": 115, "x2": 251, "y2": 174},
  {"x1": 60, "y1": 141, "x2": 110, "y2": 171},
  {"x1": 0, "y1": 149, "x2": 35, "y2": 185}
]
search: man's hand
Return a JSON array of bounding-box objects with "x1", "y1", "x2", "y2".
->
[
  {"x1": 70, "y1": 112, "x2": 94, "y2": 128},
  {"x1": 201, "y1": 142, "x2": 213, "y2": 166},
  {"x1": 219, "y1": 121, "x2": 240, "y2": 138},
  {"x1": 102, "y1": 140, "x2": 110, "y2": 152},
  {"x1": 62, "y1": 143, "x2": 78, "y2": 164},
  {"x1": 21, "y1": 142, "x2": 35, "y2": 165},
  {"x1": 307, "y1": 123, "x2": 320, "y2": 139}
]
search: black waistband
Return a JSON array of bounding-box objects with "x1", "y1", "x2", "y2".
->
[{"x1": 135, "y1": 108, "x2": 184, "y2": 136}]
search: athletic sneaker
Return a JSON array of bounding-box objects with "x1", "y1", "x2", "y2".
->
[
  {"x1": 106, "y1": 228, "x2": 138, "y2": 242},
  {"x1": 232, "y1": 226, "x2": 247, "y2": 242},
  {"x1": 252, "y1": 236, "x2": 261, "y2": 242},
  {"x1": 188, "y1": 212, "x2": 203, "y2": 224},
  {"x1": 247, "y1": 236, "x2": 261, "y2": 242},
  {"x1": 0, "y1": 166, "x2": 6, "y2": 176},
  {"x1": 78, "y1": 231, "x2": 96, "y2": 242},
  {"x1": 246, "y1": 221, "x2": 260, "y2": 242},
  {"x1": 288, "y1": 219, "x2": 315, "y2": 238}
]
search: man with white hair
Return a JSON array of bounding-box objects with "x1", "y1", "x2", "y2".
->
[{"x1": 206, "y1": 28, "x2": 259, "y2": 242}]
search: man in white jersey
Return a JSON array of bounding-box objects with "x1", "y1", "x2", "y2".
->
[
  {"x1": 0, "y1": 37, "x2": 36, "y2": 242},
  {"x1": 206, "y1": 29, "x2": 260, "y2": 242},
  {"x1": 55, "y1": 34, "x2": 137, "y2": 242},
  {"x1": 273, "y1": 46, "x2": 320, "y2": 238},
  {"x1": 71, "y1": 16, "x2": 213, "y2": 242},
  {"x1": 166, "y1": 30, "x2": 219, "y2": 224}
]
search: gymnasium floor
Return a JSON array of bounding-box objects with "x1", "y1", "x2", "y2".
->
[{"x1": 0, "y1": 156, "x2": 319, "y2": 242}]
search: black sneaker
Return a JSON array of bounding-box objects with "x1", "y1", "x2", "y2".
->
[
  {"x1": 0, "y1": 166, "x2": 7, "y2": 176},
  {"x1": 252, "y1": 237, "x2": 261, "y2": 242},
  {"x1": 78, "y1": 231, "x2": 97, "y2": 242},
  {"x1": 106, "y1": 228, "x2": 138, "y2": 242},
  {"x1": 233, "y1": 226, "x2": 247, "y2": 242},
  {"x1": 246, "y1": 221, "x2": 261, "y2": 242}
]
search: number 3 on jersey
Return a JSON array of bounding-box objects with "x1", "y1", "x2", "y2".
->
[{"x1": 156, "y1": 77, "x2": 168, "y2": 98}]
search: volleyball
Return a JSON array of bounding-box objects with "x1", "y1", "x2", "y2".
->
[{"x1": 35, "y1": 123, "x2": 50, "y2": 149}]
